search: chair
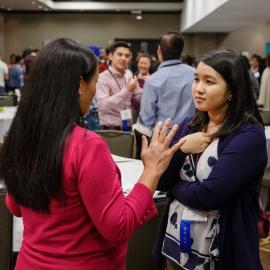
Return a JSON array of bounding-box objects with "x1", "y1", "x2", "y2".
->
[
  {"x1": 0, "y1": 95, "x2": 14, "y2": 107},
  {"x1": 126, "y1": 198, "x2": 168, "y2": 270},
  {"x1": 95, "y1": 130, "x2": 134, "y2": 158},
  {"x1": 0, "y1": 187, "x2": 13, "y2": 270},
  {"x1": 259, "y1": 109, "x2": 270, "y2": 125}
]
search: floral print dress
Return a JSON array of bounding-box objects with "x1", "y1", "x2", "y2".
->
[{"x1": 162, "y1": 139, "x2": 220, "y2": 270}]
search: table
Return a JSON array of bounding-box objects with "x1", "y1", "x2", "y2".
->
[{"x1": 0, "y1": 107, "x2": 17, "y2": 143}]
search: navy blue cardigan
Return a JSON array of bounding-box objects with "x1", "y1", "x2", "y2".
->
[{"x1": 152, "y1": 118, "x2": 267, "y2": 270}]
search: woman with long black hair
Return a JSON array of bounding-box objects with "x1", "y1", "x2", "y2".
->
[{"x1": 0, "y1": 38, "x2": 184, "y2": 270}]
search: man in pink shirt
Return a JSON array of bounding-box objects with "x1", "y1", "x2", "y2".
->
[{"x1": 96, "y1": 41, "x2": 142, "y2": 130}]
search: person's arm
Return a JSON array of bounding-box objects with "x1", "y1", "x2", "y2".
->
[
  {"x1": 131, "y1": 84, "x2": 143, "y2": 104},
  {"x1": 172, "y1": 126, "x2": 267, "y2": 211},
  {"x1": 76, "y1": 120, "x2": 184, "y2": 246},
  {"x1": 96, "y1": 77, "x2": 131, "y2": 113},
  {"x1": 4, "y1": 63, "x2": 8, "y2": 81},
  {"x1": 137, "y1": 79, "x2": 158, "y2": 130},
  {"x1": 5, "y1": 193, "x2": 22, "y2": 217}
]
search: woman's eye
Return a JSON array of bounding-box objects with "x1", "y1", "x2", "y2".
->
[
  {"x1": 206, "y1": 80, "x2": 214, "y2": 85},
  {"x1": 194, "y1": 78, "x2": 199, "y2": 83}
]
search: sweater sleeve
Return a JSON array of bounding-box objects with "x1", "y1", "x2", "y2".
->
[
  {"x1": 5, "y1": 193, "x2": 22, "y2": 217},
  {"x1": 172, "y1": 126, "x2": 267, "y2": 211},
  {"x1": 76, "y1": 137, "x2": 157, "y2": 246}
]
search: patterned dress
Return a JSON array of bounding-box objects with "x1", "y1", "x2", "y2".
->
[{"x1": 162, "y1": 139, "x2": 220, "y2": 270}]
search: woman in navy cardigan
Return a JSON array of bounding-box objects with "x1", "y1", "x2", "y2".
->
[{"x1": 153, "y1": 50, "x2": 267, "y2": 270}]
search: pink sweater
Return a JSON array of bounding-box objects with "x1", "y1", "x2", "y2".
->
[{"x1": 6, "y1": 126, "x2": 157, "y2": 270}]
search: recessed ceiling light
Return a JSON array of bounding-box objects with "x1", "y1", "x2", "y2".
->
[
  {"x1": 136, "y1": 15, "x2": 143, "y2": 20},
  {"x1": 32, "y1": 1, "x2": 36, "y2": 4},
  {"x1": 38, "y1": 5, "x2": 43, "y2": 9},
  {"x1": 7, "y1": 8, "x2": 12, "y2": 11}
]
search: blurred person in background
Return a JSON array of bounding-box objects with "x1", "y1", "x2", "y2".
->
[
  {"x1": 96, "y1": 41, "x2": 141, "y2": 131},
  {"x1": 9, "y1": 55, "x2": 24, "y2": 92},
  {"x1": 250, "y1": 54, "x2": 264, "y2": 85},
  {"x1": 257, "y1": 54, "x2": 270, "y2": 109},
  {"x1": 134, "y1": 32, "x2": 195, "y2": 159},
  {"x1": 0, "y1": 53, "x2": 9, "y2": 95}
]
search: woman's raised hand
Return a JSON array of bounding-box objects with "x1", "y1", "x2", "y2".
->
[
  {"x1": 180, "y1": 132, "x2": 211, "y2": 154},
  {"x1": 138, "y1": 119, "x2": 185, "y2": 193}
]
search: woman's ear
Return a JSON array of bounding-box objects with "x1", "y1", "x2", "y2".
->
[{"x1": 78, "y1": 76, "x2": 84, "y2": 95}]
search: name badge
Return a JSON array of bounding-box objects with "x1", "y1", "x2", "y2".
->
[
  {"x1": 120, "y1": 109, "x2": 132, "y2": 120},
  {"x1": 180, "y1": 220, "x2": 192, "y2": 253},
  {"x1": 182, "y1": 208, "x2": 208, "y2": 222}
]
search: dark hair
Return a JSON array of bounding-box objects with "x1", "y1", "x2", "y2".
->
[
  {"x1": 181, "y1": 54, "x2": 195, "y2": 66},
  {"x1": 109, "y1": 41, "x2": 131, "y2": 54},
  {"x1": 159, "y1": 31, "x2": 184, "y2": 61},
  {"x1": 22, "y1": 48, "x2": 33, "y2": 58},
  {"x1": 240, "y1": 55, "x2": 250, "y2": 69},
  {"x1": 189, "y1": 50, "x2": 263, "y2": 138},
  {"x1": 137, "y1": 53, "x2": 152, "y2": 63},
  {"x1": 0, "y1": 38, "x2": 97, "y2": 212},
  {"x1": 15, "y1": 55, "x2": 22, "y2": 64},
  {"x1": 251, "y1": 54, "x2": 262, "y2": 63}
]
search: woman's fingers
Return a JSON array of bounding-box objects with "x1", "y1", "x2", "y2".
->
[
  {"x1": 159, "y1": 119, "x2": 172, "y2": 143},
  {"x1": 151, "y1": 121, "x2": 163, "y2": 143},
  {"x1": 141, "y1": 135, "x2": 148, "y2": 152},
  {"x1": 163, "y1": 124, "x2": 178, "y2": 147},
  {"x1": 170, "y1": 137, "x2": 186, "y2": 155}
]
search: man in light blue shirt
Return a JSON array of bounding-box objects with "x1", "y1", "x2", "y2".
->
[{"x1": 134, "y1": 32, "x2": 195, "y2": 158}]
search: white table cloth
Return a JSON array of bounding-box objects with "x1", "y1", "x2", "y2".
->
[{"x1": 0, "y1": 106, "x2": 17, "y2": 143}]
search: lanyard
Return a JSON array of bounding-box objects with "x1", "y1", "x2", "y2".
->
[
  {"x1": 107, "y1": 68, "x2": 122, "y2": 91},
  {"x1": 188, "y1": 154, "x2": 200, "y2": 182}
]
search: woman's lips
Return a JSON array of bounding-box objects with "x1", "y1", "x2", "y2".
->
[{"x1": 194, "y1": 96, "x2": 206, "y2": 102}]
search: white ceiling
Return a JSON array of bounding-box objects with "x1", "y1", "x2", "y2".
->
[
  {"x1": 183, "y1": 0, "x2": 270, "y2": 33},
  {"x1": 0, "y1": 0, "x2": 270, "y2": 33},
  {"x1": 0, "y1": 0, "x2": 183, "y2": 12}
]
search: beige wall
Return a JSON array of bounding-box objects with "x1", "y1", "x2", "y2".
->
[
  {"x1": 3, "y1": 12, "x2": 269, "y2": 60},
  {"x1": 183, "y1": 33, "x2": 217, "y2": 59},
  {"x1": 216, "y1": 23, "x2": 270, "y2": 57},
  {"x1": 3, "y1": 12, "x2": 180, "y2": 58}
]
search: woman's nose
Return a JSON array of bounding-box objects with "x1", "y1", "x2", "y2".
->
[{"x1": 194, "y1": 82, "x2": 204, "y2": 93}]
